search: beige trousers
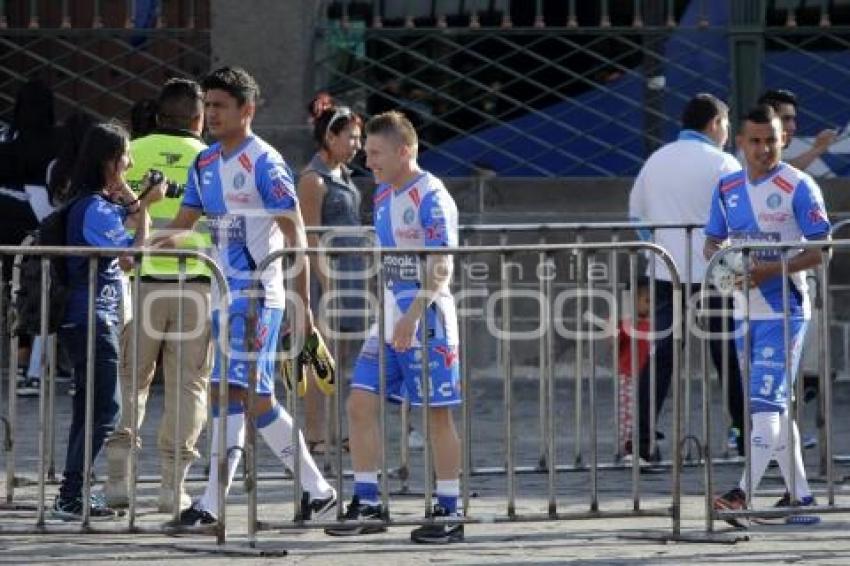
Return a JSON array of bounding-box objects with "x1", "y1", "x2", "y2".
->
[{"x1": 106, "y1": 280, "x2": 213, "y2": 463}]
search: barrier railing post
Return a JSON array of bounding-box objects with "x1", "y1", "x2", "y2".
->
[
  {"x1": 81, "y1": 257, "x2": 97, "y2": 527},
  {"x1": 742, "y1": 249, "x2": 753, "y2": 511},
  {"x1": 460, "y1": 240, "x2": 472, "y2": 516},
  {"x1": 128, "y1": 261, "x2": 141, "y2": 529},
  {"x1": 629, "y1": 252, "x2": 640, "y2": 509},
  {"x1": 648, "y1": 229, "x2": 657, "y2": 461},
  {"x1": 587, "y1": 253, "x2": 599, "y2": 511},
  {"x1": 377, "y1": 250, "x2": 390, "y2": 520},
  {"x1": 419, "y1": 252, "x2": 433, "y2": 519},
  {"x1": 780, "y1": 253, "x2": 797, "y2": 502},
  {"x1": 36, "y1": 257, "x2": 49, "y2": 526},
  {"x1": 501, "y1": 250, "x2": 515, "y2": 518},
  {"x1": 683, "y1": 228, "x2": 693, "y2": 461},
  {"x1": 47, "y1": 334, "x2": 57, "y2": 481},
  {"x1": 573, "y1": 234, "x2": 584, "y2": 467},
  {"x1": 544, "y1": 250, "x2": 556, "y2": 517},
  {"x1": 173, "y1": 257, "x2": 186, "y2": 522},
  {"x1": 537, "y1": 236, "x2": 548, "y2": 471},
  {"x1": 820, "y1": 254, "x2": 834, "y2": 504}
]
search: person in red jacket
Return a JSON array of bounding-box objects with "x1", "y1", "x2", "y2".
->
[{"x1": 618, "y1": 278, "x2": 651, "y2": 462}]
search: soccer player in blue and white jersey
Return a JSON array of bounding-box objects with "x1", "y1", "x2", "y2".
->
[
  {"x1": 324, "y1": 111, "x2": 463, "y2": 543},
  {"x1": 151, "y1": 67, "x2": 336, "y2": 526},
  {"x1": 705, "y1": 105, "x2": 831, "y2": 525}
]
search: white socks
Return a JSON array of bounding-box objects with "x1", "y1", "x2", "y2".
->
[
  {"x1": 199, "y1": 412, "x2": 245, "y2": 518},
  {"x1": 774, "y1": 413, "x2": 812, "y2": 501},
  {"x1": 258, "y1": 404, "x2": 333, "y2": 500},
  {"x1": 738, "y1": 411, "x2": 812, "y2": 501},
  {"x1": 739, "y1": 412, "x2": 780, "y2": 495}
]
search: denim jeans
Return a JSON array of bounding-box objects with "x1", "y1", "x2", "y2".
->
[{"x1": 58, "y1": 314, "x2": 121, "y2": 500}]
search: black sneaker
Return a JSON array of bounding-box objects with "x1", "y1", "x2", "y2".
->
[
  {"x1": 52, "y1": 494, "x2": 117, "y2": 521},
  {"x1": 410, "y1": 504, "x2": 464, "y2": 544},
  {"x1": 301, "y1": 489, "x2": 337, "y2": 521},
  {"x1": 324, "y1": 495, "x2": 386, "y2": 536},
  {"x1": 174, "y1": 501, "x2": 217, "y2": 526},
  {"x1": 16, "y1": 377, "x2": 40, "y2": 397},
  {"x1": 713, "y1": 487, "x2": 748, "y2": 528}
]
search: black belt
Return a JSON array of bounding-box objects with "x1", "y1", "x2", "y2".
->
[{"x1": 139, "y1": 275, "x2": 211, "y2": 284}]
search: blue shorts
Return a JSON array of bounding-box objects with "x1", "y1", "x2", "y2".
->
[
  {"x1": 211, "y1": 298, "x2": 283, "y2": 396},
  {"x1": 351, "y1": 333, "x2": 462, "y2": 407},
  {"x1": 735, "y1": 318, "x2": 807, "y2": 414}
]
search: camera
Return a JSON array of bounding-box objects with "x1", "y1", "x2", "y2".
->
[{"x1": 147, "y1": 168, "x2": 185, "y2": 199}]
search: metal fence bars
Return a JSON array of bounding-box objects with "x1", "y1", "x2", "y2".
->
[
  {"x1": 701, "y1": 240, "x2": 843, "y2": 530},
  {"x1": 308, "y1": 221, "x2": 713, "y2": 474},
  {"x1": 0, "y1": 245, "x2": 231, "y2": 542},
  {"x1": 243, "y1": 240, "x2": 685, "y2": 543}
]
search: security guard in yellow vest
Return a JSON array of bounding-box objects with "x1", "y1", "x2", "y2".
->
[{"x1": 104, "y1": 79, "x2": 213, "y2": 513}]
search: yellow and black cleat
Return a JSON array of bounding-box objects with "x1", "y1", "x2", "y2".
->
[
  {"x1": 281, "y1": 332, "x2": 308, "y2": 397},
  {"x1": 302, "y1": 330, "x2": 337, "y2": 396}
]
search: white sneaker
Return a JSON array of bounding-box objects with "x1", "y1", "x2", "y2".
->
[{"x1": 408, "y1": 429, "x2": 425, "y2": 451}]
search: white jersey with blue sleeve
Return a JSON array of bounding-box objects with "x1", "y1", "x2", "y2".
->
[
  {"x1": 181, "y1": 135, "x2": 297, "y2": 309},
  {"x1": 373, "y1": 171, "x2": 459, "y2": 345},
  {"x1": 705, "y1": 163, "x2": 831, "y2": 320}
]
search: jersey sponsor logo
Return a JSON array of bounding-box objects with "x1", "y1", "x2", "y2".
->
[
  {"x1": 226, "y1": 193, "x2": 252, "y2": 204},
  {"x1": 271, "y1": 180, "x2": 293, "y2": 202},
  {"x1": 772, "y1": 175, "x2": 794, "y2": 194},
  {"x1": 202, "y1": 171, "x2": 214, "y2": 185},
  {"x1": 758, "y1": 211, "x2": 792, "y2": 223},
  {"x1": 808, "y1": 206, "x2": 828, "y2": 225},
  {"x1": 408, "y1": 187, "x2": 421, "y2": 207},
  {"x1": 429, "y1": 203, "x2": 445, "y2": 219},
  {"x1": 720, "y1": 177, "x2": 744, "y2": 193},
  {"x1": 208, "y1": 215, "x2": 247, "y2": 245},
  {"x1": 425, "y1": 225, "x2": 446, "y2": 242},
  {"x1": 403, "y1": 207, "x2": 416, "y2": 225},
  {"x1": 761, "y1": 346, "x2": 775, "y2": 359},
  {"x1": 394, "y1": 227, "x2": 422, "y2": 240},
  {"x1": 434, "y1": 344, "x2": 459, "y2": 368},
  {"x1": 726, "y1": 194, "x2": 739, "y2": 208},
  {"x1": 766, "y1": 193, "x2": 782, "y2": 209},
  {"x1": 233, "y1": 171, "x2": 247, "y2": 190},
  {"x1": 383, "y1": 254, "x2": 420, "y2": 282},
  {"x1": 198, "y1": 150, "x2": 220, "y2": 169},
  {"x1": 238, "y1": 153, "x2": 253, "y2": 173}
]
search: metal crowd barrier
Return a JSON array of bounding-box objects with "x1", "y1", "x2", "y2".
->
[
  {"x1": 244, "y1": 241, "x2": 684, "y2": 543},
  {"x1": 0, "y1": 245, "x2": 231, "y2": 543},
  {"x1": 702, "y1": 240, "x2": 846, "y2": 531},
  {"x1": 309, "y1": 222, "x2": 713, "y2": 474}
]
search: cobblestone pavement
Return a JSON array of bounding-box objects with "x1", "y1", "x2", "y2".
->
[{"x1": 2, "y1": 368, "x2": 850, "y2": 564}]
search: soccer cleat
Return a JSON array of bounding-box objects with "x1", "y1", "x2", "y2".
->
[
  {"x1": 281, "y1": 332, "x2": 308, "y2": 397},
  {"x1": 755, "y1": 492, "x2": 821, "y2": 525},
  {"x1": 410, "y1": 504, "x2": 464, "y2": 544},
  {"x1": 300, "y1": 490, "x2": 338, "y2": 521},
  {"x1": 52, "y1": 494, "x2": 117, "y2": 521},
  {"x1": 172, "y1": 501, "x2": 217, "y2": 527},
  {"x1": 713, "y1": 487, "x2": 748, "y2": 528},
  {"x1": 303, "y1": 330, "x2": 336, "y2": 396},
  {"x1": 324, "y1": 496, "x2": 386, "y2": 536}
]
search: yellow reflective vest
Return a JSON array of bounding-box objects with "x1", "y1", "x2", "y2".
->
[{"x1": 126, "y1": 129, "x2": 211, "y2": 279}]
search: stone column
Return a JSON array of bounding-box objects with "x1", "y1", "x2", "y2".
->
[{"x1": 210, "y1": 0, "x2": 318, "y2": 166}]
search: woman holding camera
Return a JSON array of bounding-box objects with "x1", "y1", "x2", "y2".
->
[{"x1": 52, "y1": 122, "x2": 165, "y2": 520}]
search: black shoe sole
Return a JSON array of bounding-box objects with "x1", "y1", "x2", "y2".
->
[
  {"x1": 324, "y1": 525, "x2": 387, "y2": 537},
  {"x1": 411, "y1": 531, "x2": 464, "y2": 544}
]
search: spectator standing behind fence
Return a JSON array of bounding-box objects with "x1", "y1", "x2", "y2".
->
[
  {"x1": 324, "y1": 111, "x2": 464, "y2": 544},
  {"x1": 707, "y1": 104, "x2": 830, "y2": 525},
  {"x1": 757, "y1": 89, "x2": 837, "y2": 172},
  {"x1": 52, "y1": 122, "x2": 166, "y2": 520},
  {"x1": 297, "y1": 102, "x2": 365, "y2": 455},
  {"x1": 103, "y1": 79, "x2": 213, "y2": 514},
  {"x1": 0, "y1": 79, "x2": 61, "y2": 394},
  {"x1": 628, "y1": 93, "x2": 746, "y2": 462},
  {"x1": 150, "y1": 67, "x2": 337, "y2": 526},
  {"x1": 18, "y1": 111, "x2": 96, "y2": 397}
]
